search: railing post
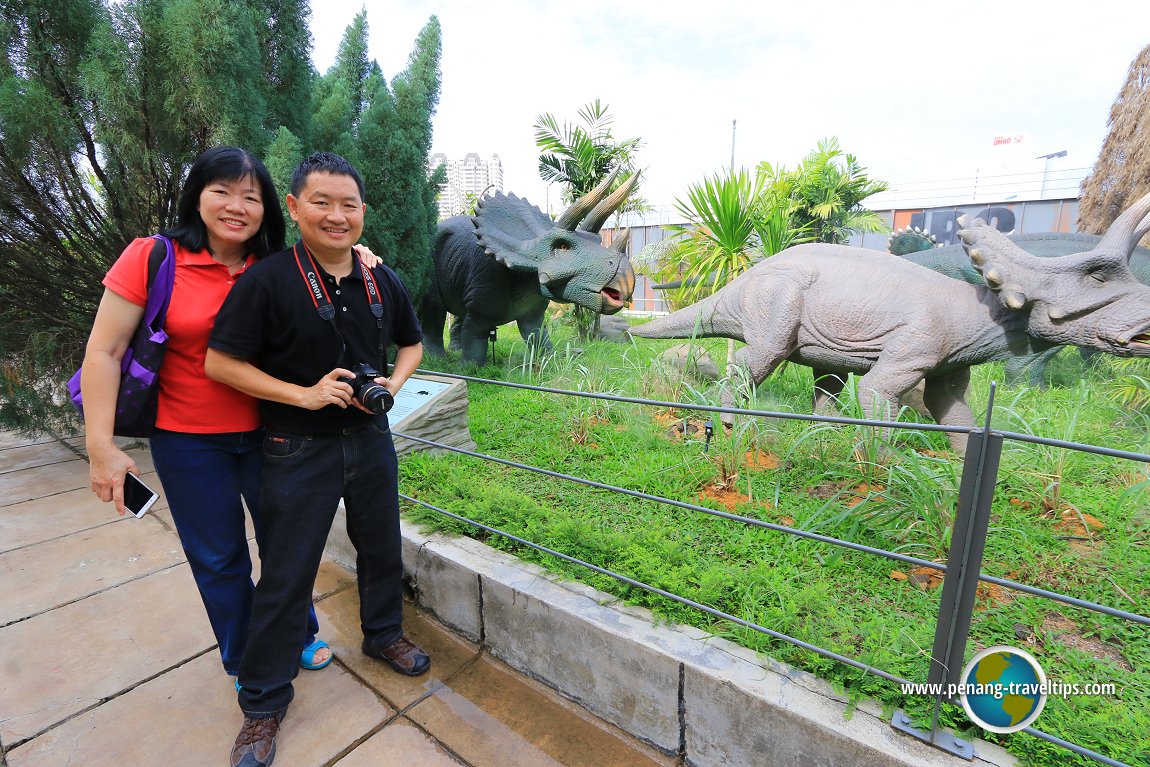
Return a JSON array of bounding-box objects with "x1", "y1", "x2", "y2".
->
[
  {"x1": 928, "y1": 427, "x2": 1003, "y2": 690},
  {"x1": 893, "y1": 386, "x2": 1003, "y2": 758}
]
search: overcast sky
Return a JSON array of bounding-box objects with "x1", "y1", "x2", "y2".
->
[{"x1": 307, "y1": 1, "x2": 1149, "y2": 214}]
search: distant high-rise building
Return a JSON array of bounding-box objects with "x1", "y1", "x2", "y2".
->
[{"x1": 428, "y1": 152, "x2": 505, "y2": 219}]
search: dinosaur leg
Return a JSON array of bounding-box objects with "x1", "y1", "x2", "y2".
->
[
  {"x1": 1004, "y1": 347, "x2": 1060, "y2": 389},
  {"x1": 922, "y1": 369, "x2": 974, "y2": 454},
  {"x1": 448, "y1": 316, "x2": 463, "y2": 352},
  {"x1": 459, "y1": 316, "x2": 494, "y2": 364},
  {"x1": 738, "y1": 285, "x2": 801, "y2": 386},
  {"x1": 1078, "y1": 346, "x2": 1100, "y2": 367},
  {"x1": 718, "y1": 347, "x2": 761, "y2": 426},
  {"x1": 854, "y1": 345, "x2": 939, "y2": 445},
  {"x1": 419, "y1": 299, "x2": 448, "y2": 357},
  {"x1": 810, "y1": 367, "x2": 846, "y2": 413},
  {"x1": 725, "y1": 290, "x2": 801, "y2": 425},
  {"x1": 516, "y1": 313, "x2": 553, "y2": 356}
]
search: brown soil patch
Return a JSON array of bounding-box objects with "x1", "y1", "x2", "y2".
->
[
  {"x1": 1041, "y1": 504, "x2": 1105, "y2": 554},
  {"x1": 743, "y1": 450, "x2": 780, "y2": 469},
  {"x1": 915, "y1": 449, "x2": 951, "y2": 458},
  {"x1": 890, "y1": 566, "x2": 1010, "y2": 607},
  {"x1": 975, "y1": 582, "x2": 1012, "y2": 607},
  {"x1": 656, "y1": 412, "x2": 708, "y2": 440},
  {"x1": 698, "y1": 486, "x2": 750, "y2": 511},
  {"x1": 809, "y1": 480, "x2": 885, "y2": 507},
  {"x1": 847, "y1": 482, "x2": 885, "y2": 508},
  {"x1": 1052, "y1": 507, "x2": 1105, "y2": 537},
  {"x1": 1042, "y1": 612, "x2": 1133, "y2": 671},
  {"x1": 890, "y1": 566, "x2": 943, "y2": 589},
  {"x1": 909, "y1": 566, "x2": 943, "y2": 590}
]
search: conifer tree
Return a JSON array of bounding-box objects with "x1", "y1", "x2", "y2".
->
[
  {"x1": 311, "y1": 14, "x2": 442, "y2": 303},
  {"x1": 309, "y1": 12, "x2": 367, "y2": 163},
  {"x1": 265, "y1": 125, "x2": 305, "y2": 239},
  {"x1": 248, "y1": 0, "x2": 314, "y2": 144},
  {"x1": 359, "y1": 16, "x2": 441, "y2": 303},
  {"x1": 0, "y1": 0, "x2": 312, "y2": 431}
]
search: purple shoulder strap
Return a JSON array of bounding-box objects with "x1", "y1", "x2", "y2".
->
[{"x1": 142, "y1": 234, "x2": 176, "y2": 330}]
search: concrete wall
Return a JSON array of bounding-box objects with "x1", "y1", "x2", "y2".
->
[{"x1": 325, "y1": 518, "x2": 1017, "y2": 767}]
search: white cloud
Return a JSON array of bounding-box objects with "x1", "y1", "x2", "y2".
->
[{"x1": 310, "y1": 0, "x2": 1149, "y2": 210}]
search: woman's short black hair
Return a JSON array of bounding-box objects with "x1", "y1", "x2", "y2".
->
[
  {"x1": 290, "y1": 151, "x2": 366, "y2": 201},
  {"x1": 163, "y1": 146, "x2": 286, "y2": 258}
]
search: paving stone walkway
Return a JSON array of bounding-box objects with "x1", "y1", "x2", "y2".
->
[{"x1": 0, "y1": 431, "x2": 676, "y2": 767}]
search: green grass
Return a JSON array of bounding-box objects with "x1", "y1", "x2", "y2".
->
[{"x1": 400, "y1": 322, "x2": 1150, "y2": 767}]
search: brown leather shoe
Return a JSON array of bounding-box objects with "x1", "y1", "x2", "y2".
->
[
  {"x1": 230, "y1": 712, "x2": 284, "y2": 767},
  {"x1": 362, "y1": 635, "x2": 431, "y2": 676}
]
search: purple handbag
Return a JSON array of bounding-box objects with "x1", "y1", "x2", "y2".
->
[{"x1": 68, "y1": 235, "x2": 176, "y2": 437}]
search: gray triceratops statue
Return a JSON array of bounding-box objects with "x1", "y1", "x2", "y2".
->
[
  {"x1": 420, "y1": 171, "x2": 638, "y2": 363},
  {"x1": 894, "y1": 231, "x2": 1150, "y2": 387},
  {"x1": 632, "y1": 192, "x2": 1150, "y2": 452}
]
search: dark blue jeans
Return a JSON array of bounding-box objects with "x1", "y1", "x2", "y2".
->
[
  {"x1": 149, "y1": 429, "x2": 319, "y2": 676},
  {"x1": 237, "y1": 417, "x2": 405, "y2": 716}
]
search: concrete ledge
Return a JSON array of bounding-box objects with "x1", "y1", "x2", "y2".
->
[{"x1": 326, "y1": 519, "x2": 1018, "y2": 766}]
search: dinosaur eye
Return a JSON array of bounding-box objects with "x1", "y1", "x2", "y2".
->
[
  {"x1": 1088, "y1": 271, "x2": 1107, "y2": 283},
  {"x1": 554, "y1": 241, "x2": 570, "y2": 251}
]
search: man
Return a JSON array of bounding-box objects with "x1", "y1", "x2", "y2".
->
[{"x1": 206, "y1": 152, "x2": 428, "y2": 767}]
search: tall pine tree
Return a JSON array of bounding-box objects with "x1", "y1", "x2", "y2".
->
[
  {"x1": 0, "y1": 0, "x2": 312, "y2": 431},
  {"x1": 248, "y1": 0, "x2": 314, "y2": 144},
  {"x1": 309, "y1": 13, "x2": 441, "y2": 303}
]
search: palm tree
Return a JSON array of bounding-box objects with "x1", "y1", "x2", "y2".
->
[
  {"x1": 665, "y1": 168, "x2": 812, "y2": 372},
  {"x1": 668, "y1": 169, "x2": 765, "y2": 306},
  {"x1": 533, "y1": 99, "x2": 645, "y2": 209},
  {"x1": 758, "y1": 137, "x2": 888, "y2": 244},
  {"x1": 533, "y1": 100, "x2": 646, "y2": 338}
]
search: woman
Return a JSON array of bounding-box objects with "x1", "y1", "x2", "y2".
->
[{"x1": 81, "y1": 146, "x2": 374, "y2": 675}]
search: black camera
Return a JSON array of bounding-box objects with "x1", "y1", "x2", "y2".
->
[{"x1": 339, "y1": 363, "x2": 394, "y2": 415}]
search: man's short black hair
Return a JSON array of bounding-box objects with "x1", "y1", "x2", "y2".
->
[{"x1": 291, "y1": 152, "x2": 366, "y2": 201}]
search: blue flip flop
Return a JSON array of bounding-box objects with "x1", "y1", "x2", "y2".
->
[{"x1": 300, "y1": 639, "x2": 334, "y2": 670}]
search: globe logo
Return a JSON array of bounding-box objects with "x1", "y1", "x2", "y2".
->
[{"x1": 960, "y1": 646, "x2": 1048, "y2": 733}]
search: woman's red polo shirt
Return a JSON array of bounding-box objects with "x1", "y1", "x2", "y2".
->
[{"x1": 103, "y1": 237, "x2": 261, "y2": 433}]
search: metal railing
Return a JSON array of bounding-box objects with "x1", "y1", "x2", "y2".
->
[{"x1": 398, "y1": 369, "x2": 1148, "y2": 767}]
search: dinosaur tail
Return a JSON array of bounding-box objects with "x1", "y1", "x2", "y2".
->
[{"x1": 630, "y1": 290, "x2": 744, "y2": 341}]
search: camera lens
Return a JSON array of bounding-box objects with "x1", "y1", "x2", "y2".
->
[{"x1": 358, "y1": 382, "x2": 393, "y2": 414}]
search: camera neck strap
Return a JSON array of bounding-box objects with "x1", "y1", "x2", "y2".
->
[{"x1": 292, "y1": 242, "x2": 387, "y2": 372}]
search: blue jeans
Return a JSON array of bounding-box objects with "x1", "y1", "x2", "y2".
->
[
  {"x1": 149, "y1": 429, "x2": 319, "y2": 676},
  {"x1": 237, "y1": 417, "x2": 405, "y2": 716}
]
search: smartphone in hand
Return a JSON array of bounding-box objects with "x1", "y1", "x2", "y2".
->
[{"x1": 123, "y1": 472, "x2": 159, "y2": 518}]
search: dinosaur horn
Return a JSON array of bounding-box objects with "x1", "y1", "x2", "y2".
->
[
  {"x1": 1094, "y1": 191, "x2": 1150, "y2": 258},
  {"x1": 613, "y1": 228, "x2": 631, "y2": 254},
  {"x1": 555, "y1": 167, "x2": 622, "y2": 231},
  {"x1": 1134, "y1": 211, "x2": 1150, "y2": 252},
  {"x1": 579, "y1": 171, "x2": 641, "y2": 233}
]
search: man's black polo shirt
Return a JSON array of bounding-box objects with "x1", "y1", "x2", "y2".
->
[{"x1": 209, "y1": 241, "x2": 422, "y2": 436}]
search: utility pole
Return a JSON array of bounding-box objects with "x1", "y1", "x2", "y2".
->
[
  {"x1": 725, "y1": 117, "x2": 739, "y2": 398},
  {"x1": 731, "y1": 119, "x2": 737, "y2": 170},
  {"x1": 1036, "y1": 150, "x2": 1067, "y2": 198}
]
